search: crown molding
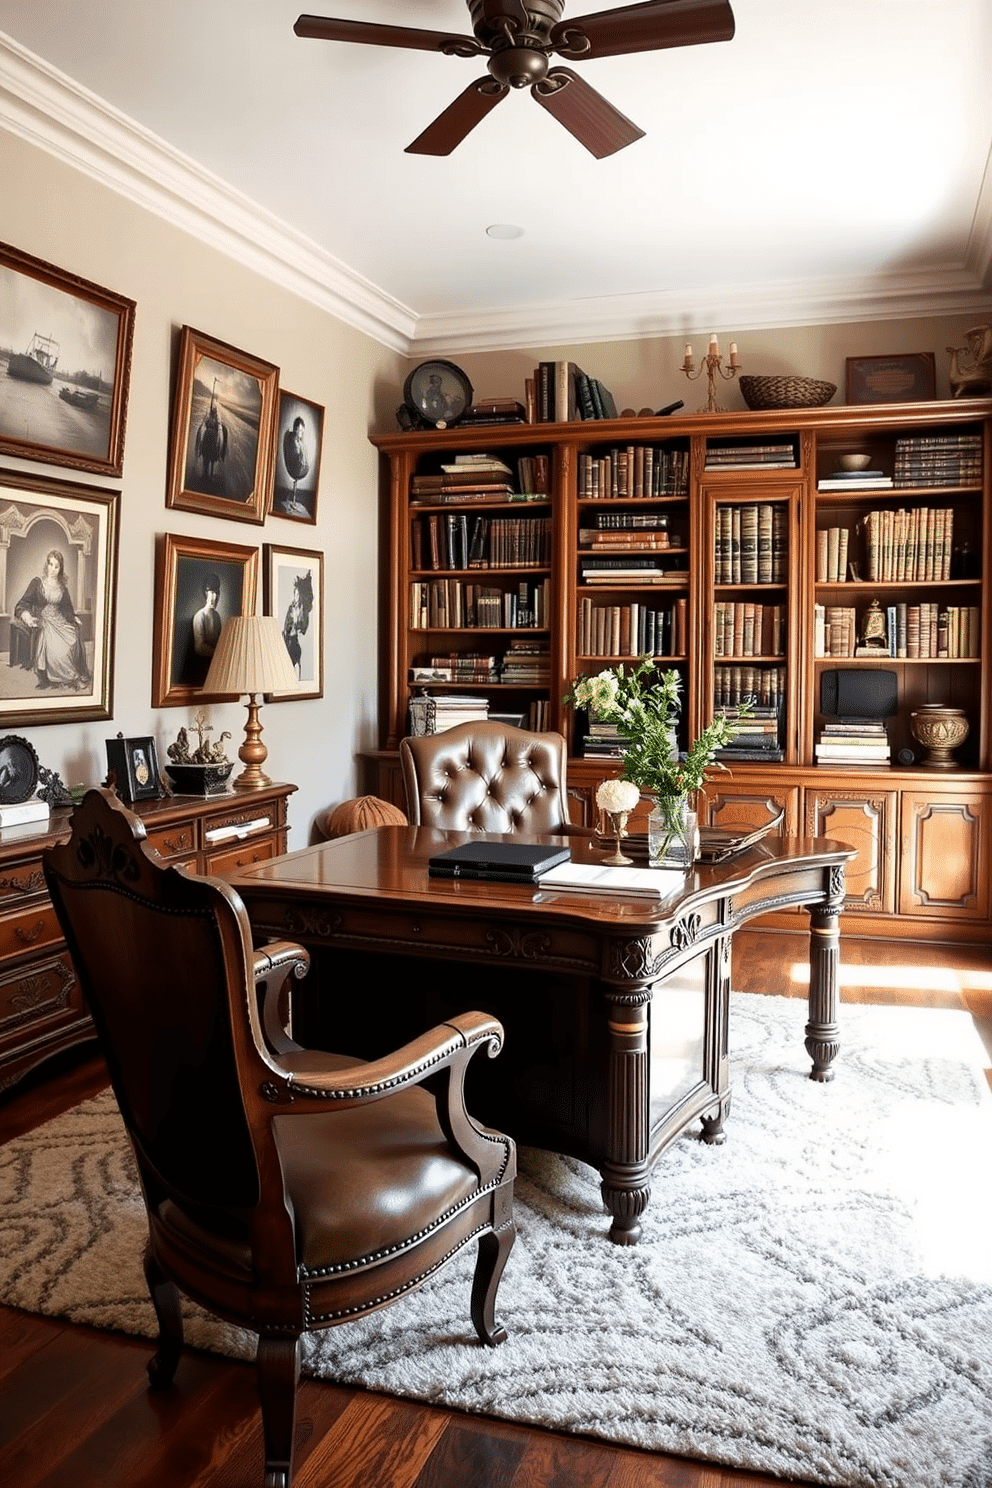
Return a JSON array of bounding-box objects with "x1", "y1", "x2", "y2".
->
[
  {"x1": 2, "y1": 31, "x2": 990, "y2": 362},
  {"x1": 0, "y1": 33, "x2": 416, "y2": 353}
]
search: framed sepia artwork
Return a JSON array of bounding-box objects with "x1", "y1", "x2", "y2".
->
[
  {"x1": 263, "y1": 543, "x2": 323, "y2": 701},
  {"x1": 270, "y1": 390, "x2": 324, "y2": 523},
  {"x1": 0, "y1": 469, "x2": 119, "y2": 727},
  {"x1": 105, "y1": 734, "x2": 163, "y2": 803},
  {"x1": 153, "y1": 533, "x2": 258, "y2": 707},
  {"x1": 165, "y1": 325, "x2": 279, "y2": 524},
  {"x1": 846, "y1": 353, "x2": 937, "y2": 405},
  {"x1": 0, "y1": 240, "x2": 136, "y2": 477}
]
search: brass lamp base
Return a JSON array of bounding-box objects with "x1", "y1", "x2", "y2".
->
[{"x1": 232, "y1": 696, "x2": 274, "y2": 791}]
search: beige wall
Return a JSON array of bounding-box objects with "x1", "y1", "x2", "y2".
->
[{"x1": 2, "y1": 132, "x2": 403, "y2": 845}]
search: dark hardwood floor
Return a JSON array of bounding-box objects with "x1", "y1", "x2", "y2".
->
[{"x1": 2, "y1": 927, "x2": 990, "y2": 1488}]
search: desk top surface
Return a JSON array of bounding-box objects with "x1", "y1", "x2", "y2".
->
[{"x1": 226, "y1": 825, "x2": 854, "y2": 930}]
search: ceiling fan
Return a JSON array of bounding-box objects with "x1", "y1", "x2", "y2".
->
[{"x1": 294, "y1": 0, "x2": 735, "y2": 158}]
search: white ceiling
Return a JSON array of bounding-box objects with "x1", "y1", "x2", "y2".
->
[{"x1": 2, "y1": 1, "x2": 991, "y2": 354}]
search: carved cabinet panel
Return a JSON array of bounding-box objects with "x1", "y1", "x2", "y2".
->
[
  {"x1": 803, "y1": 788, "x2": 897, "y2": 914},
  {"x1": 899, "y1": 792, "x2": 990, "y2": 920},
  {"x1": 698, "y1": 782, "x2": 799, "y2": 835}
]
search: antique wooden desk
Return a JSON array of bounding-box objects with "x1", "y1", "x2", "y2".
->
[{"x1": 227, "y1": 826, "x2": 853, "y2": 1244}]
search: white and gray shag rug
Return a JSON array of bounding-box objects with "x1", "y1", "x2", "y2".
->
[{"x1": 2, "y1": 992, "x2": 992, "y2": 1488}]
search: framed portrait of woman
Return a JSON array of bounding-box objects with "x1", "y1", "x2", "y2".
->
[
  {"x1": 263, "y1": 544, "x2": 323, "y2": 701},
  {"x1": 0, "y1": 470, "x2": 119, "y2": 727},
  {"x1": 153, "y1": 533, "x2": 258, "y2": 707}
]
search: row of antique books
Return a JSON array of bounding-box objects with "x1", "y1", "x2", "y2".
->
[
  {"x1": 528, "y1": 361, "x2": 619, "y2": 423},
  {"x1": 713, "y1": 664, "x2": 786, "y2": 710},
  {"x1": 578, "y1": 445, "x2": 690, "y2": 498},
  {"x1": 713, "y1": 503, "x2": 788, "y2": 584},
  {"x1": 575, "y1": 596, "x2": 688, "y2": 659},
  {"x1": 712, "y1": 602, "x2": 787, "y2": 658},
  {"x1": 815, "y1": 721, "x2": 890, "y2": 766},
  {"x1": 860, "y1": 505, "x2": 955, "y2": 582},
  {"x1": 409, "y1": 577, "x2": 550, "y2": 630},
  {"x1": 704, "y1": 441, "x2": 797, "y2": 471},
  {"x1": 411, "y1": 513, "x2": 552, "y2": 571},
  {"x1": 813, "y1": 602, "x2": 981, "y2": 658}
]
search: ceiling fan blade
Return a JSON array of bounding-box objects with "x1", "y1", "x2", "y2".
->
[
  {"x1": 294, "y1": 14, "x2": 480, "y2": 56},
  {"x1": 405, "y1": 79, "x2": 510, "y2": 156},
  {"x1": 551, "y1": 0, "x2": 735, "y2": 60},
  {"x1": 532, "y1": 67, "x2": 644, "y2": 158}
]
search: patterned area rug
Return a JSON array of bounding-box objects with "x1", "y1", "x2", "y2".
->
[{"x1": 3, "y1": 992, "x2": 992, "y2": 1488}]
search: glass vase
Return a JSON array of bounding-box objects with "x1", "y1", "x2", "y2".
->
[{"x1": 648, "y1": 793, "x2": 699, "y2": 869}]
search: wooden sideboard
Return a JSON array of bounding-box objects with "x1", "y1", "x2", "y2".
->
[{"x1": 0, "y1": 783, "x2": 295, "y2": 1092}]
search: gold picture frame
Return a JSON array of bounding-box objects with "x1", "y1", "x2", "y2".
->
[
  {"x1": 165, "y1": 325, "x2": 279, "y2": 524},
  {"x1": 0, "y1": 239, "x2": 136, "y2": 477},
  {"x1": 152, "y1": 533, "x2": 258, "y2": 708}
]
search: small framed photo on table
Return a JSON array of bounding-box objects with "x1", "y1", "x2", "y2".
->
[{"x1": 105, "y1": 735, "x2": 163, "y2": 802}]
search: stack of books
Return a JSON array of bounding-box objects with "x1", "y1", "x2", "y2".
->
[
  {"x1": 817, "y1": 470, "x2": 893, "y2": 491},
  {"x1": 713, "y1": 706, "x2": 784, "y2": 763},
  {"x1": 704, "y1": 441, "x2": 797, "y2": 471},
  {"x1": 500, "y1": 638, "x2": 550, "y2": 685},
  {"x1": 815, "y1": 722, "x2": 891, "y2": 767},
  {"x1": 893, "y1": 433, "x2": 983, "y2": 488},
  {"x1": 458, "y1": 399, "x2": 526, "y2": 426},
  {"x1": 408, "y1": 694, "x2": 490, "y2": 737},
  {"x1": 411, "y1": 454, "x2": 515, "y2": 504},
  {"x1": 580, "y1": 720, "x2": 626, "y2": 759},
  {"x1": 580, "y1": 555, "x2": 687, "y2": 585}
]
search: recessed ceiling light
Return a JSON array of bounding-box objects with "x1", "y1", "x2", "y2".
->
[{"x1": 486, "y1": 223, "x2": 524, "y2": 240}]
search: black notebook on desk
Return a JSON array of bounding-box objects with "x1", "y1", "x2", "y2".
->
[{"x1": 428, "y1": 841, "x2": 571, "y2": 883}]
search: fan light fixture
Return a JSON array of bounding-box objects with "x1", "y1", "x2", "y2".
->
[
  {"x1": 295, "y1": 1, "x2": 735, "y2": 158},
  {"x1": 203, "y1": 615, "x2": 298, "y2": 791}
]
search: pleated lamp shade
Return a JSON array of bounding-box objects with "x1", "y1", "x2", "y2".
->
[{"x1": 203, "y1": 615, "x2": 298, "y2": 790}]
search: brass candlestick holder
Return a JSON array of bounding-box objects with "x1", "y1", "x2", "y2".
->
[
  {"x1": 603, "y1": 810, "x2": 634, "y2": 866},
  {"x1": 681, "y1": 335, "x2": 740, "y2": 412}
]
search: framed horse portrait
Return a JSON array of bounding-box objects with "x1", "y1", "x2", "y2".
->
[
  {"x1": 0, "y1": 469, "x2": 119, "y2": 728},
  {"x1": 153, "y1": 533, "x2": 258, "y2": 707},
  {"x1": 263, "y1": 543, "x2": 323, "y2": 701},
  {"x1": 165, "y1": 325, "x2": 279, "y2": 525},
  {"x1": 0, "y1": 240, "x2": 135, "y2": 477},
  {"x1": 270, "y1": 390, "x2": 324, "y2": 523}
]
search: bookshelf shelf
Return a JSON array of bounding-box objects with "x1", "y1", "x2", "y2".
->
[{"x1": 373, "y1": 397, "x2": 992, "y2": 940}]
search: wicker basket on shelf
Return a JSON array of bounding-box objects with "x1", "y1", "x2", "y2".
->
[{"x1": 739, "y1": 375, "x2": 837, "y2": 410}]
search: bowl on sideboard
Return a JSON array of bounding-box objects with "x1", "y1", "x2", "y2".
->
[{"x1": 739, "y1": 375, "x2": 837, "y2": 410}]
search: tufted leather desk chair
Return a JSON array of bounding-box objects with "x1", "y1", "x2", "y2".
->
[{"x1": 399, "y1": 719, "x2": 591, "y2": 836}]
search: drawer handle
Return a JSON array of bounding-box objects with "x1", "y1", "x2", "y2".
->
[
  {"x1": 15, "y1": 918, "x2": 46, "y2": 945},
  {"x1": 162, "y1": 832, "x2": 193, "y2": 854}
]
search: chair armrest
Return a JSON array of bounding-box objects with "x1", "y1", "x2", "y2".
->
[
  {"x1": 253, "y1": 941, "x2": 310, "y2": 1055},
  {"x1": 271, "y1": 1011, "x2": 511, "y2": 1184}
]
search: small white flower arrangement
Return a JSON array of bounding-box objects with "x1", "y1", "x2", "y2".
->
[{"x1": 596, "y1": 778, "x2": 640, "y2": 815}]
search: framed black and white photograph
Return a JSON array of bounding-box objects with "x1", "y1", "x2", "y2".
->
[
  {"x1": 165, "y1": 325, "x2": 279, "y2": 525},
  {"x1": 0, "y1": 240, "x2": 136, "y2": 477},
  {"x1": 153, "y1": 533, "x2": 258, "y2": 707},
  {"x1": 0, "y1": 734, "x2": 40, "y2": 804},
  {"x1": 270, "y1": 390, "x2": 323, "y2": 523},
  {"x1": 263, "y1": 543, "x2": 323, "y2": 701},
  {"x1": 0, "y1": 470, "x2": 120, "y2": 727},
  {"x1": 105, "y1": 734, "x2": 162, "y2": 803}
]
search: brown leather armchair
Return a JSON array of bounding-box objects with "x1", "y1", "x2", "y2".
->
[
  {"x1": 400, "y1": 719, "x2": 590, "y2": 835},
  {"x1": 43, "y1": 788, "x2": 515, "y2": 1488}
]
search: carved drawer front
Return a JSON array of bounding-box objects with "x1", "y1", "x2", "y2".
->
[
  {"x1": 701, "y1": 784, "x2": 799, "y2": 835},
  {"x1": 144, "y1": 822, "x2": 197, "y2": 861},
  {"x1": 0, "y1": 950, "x2": 80, "y2": 1043},
  {"x1": 0, "y1": 903, "x2": 63, "y2": 961},
  {"x1": 804, "y1": 789, "x2": 896, "y2": 914},
  {"x1": 0, "y1": 861, "x2": 49, "y2": 908},
  {"x1": 900, "y1": 793, "x2": 990, "y2": 920},
  {"x1": 206, "y1": 837, "x2": 279, "y2": 876}
]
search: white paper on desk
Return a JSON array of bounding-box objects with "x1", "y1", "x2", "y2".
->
[{"x1": 537, "y1": 861, "x2": 685, "y2": 898}]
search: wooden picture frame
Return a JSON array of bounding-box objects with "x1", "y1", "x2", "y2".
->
[
  {"x1": 165, "y1": 326, "x2": 278, "y2": 525},
  {"x1": 263, "y1": 543, "x2": 323, "y2": 701},
  {"x1": 0, "y1": 469, "x2": 119, "y2": 727},
  {"x1": 105, "y1": 734, "x2": 163, "y2": 803},
  {"x1": 271, "y1": 391, "x2": 324, "y2": 523},
  {"x1": 845, "y1": 353, "x2": 937, "y2": 405},
  {"x1": 0, "y1": 240, "x2": 135, "y2": 476},
  {"x1": 153, "y1": 533, "x2": 258, "y2": 708}
]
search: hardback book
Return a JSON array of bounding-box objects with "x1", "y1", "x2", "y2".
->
[{"x1": 0, "y1": 798, "x2": 50, "y2": 829}]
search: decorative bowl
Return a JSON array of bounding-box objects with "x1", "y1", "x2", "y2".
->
[
  {"x1": 909, "y1": 706, "x2": 969, "y2": 769},
  {"x1": 838, "y1": 453, "x2": 872, "y2": 471},
  {"x1": 164, "y1": 762, "x2": 234, "y2": 796},
  {"x1": 739, "y1": 375, "x2": 837, "y2": 410}
]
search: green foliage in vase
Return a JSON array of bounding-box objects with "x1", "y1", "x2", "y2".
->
[{"x1": 565, "y1": 658, "x2": 753, "y2": 800}]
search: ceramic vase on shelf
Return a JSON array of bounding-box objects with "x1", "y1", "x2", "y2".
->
[
  {"x1": 910, "y1": 705, "x2": 970, "y2": 769},
  {"x1": 648, "y1": 792, "x2": 699, "y2": 869}
]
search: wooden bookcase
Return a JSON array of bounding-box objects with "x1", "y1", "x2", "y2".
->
[{"x1": 369, "y1": 399, "x2": 991, "y2": 941}]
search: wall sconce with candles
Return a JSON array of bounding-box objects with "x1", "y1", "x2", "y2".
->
[
  {"x1": 681, "y1": 334, "x2": 740, "y2": 412},
  {"x1": 202, "y1": 614, "x2": 298, "y2": 791}
]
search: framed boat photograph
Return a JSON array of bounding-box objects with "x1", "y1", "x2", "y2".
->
[
  {"x1": 152, "y1": 532, "x2": 258, "y2": 707},
  {"x1": 270, "y1": 390, "x2": 324, "y2": 523},
  {"x1": 165, "y1": 325, "x2": 279, "y2": 525},
  {"x1": 0, "y1": 469, "x2": 119, "y2": 727},
  {"x1": 0, "y1": 240, "x2": 136, "y2": 476},
  {"x1": 263, "y1": 543, "x2": 323, "y2": 701}
]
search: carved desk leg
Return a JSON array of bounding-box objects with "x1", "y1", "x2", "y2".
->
[
  {"x1": 699, "y1": 935, "x2": 732, "y2": 1144},
  {"x1": 600, "y1": 984, "x2": 652, "y2": 1245},
  {"x1": 804, "y1": 867, "x2": 845, "y2": 1082}
]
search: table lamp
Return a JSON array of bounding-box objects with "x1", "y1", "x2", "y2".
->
[{"x1": 202, "y1": 614, "x2": 298, "y2": 791}]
